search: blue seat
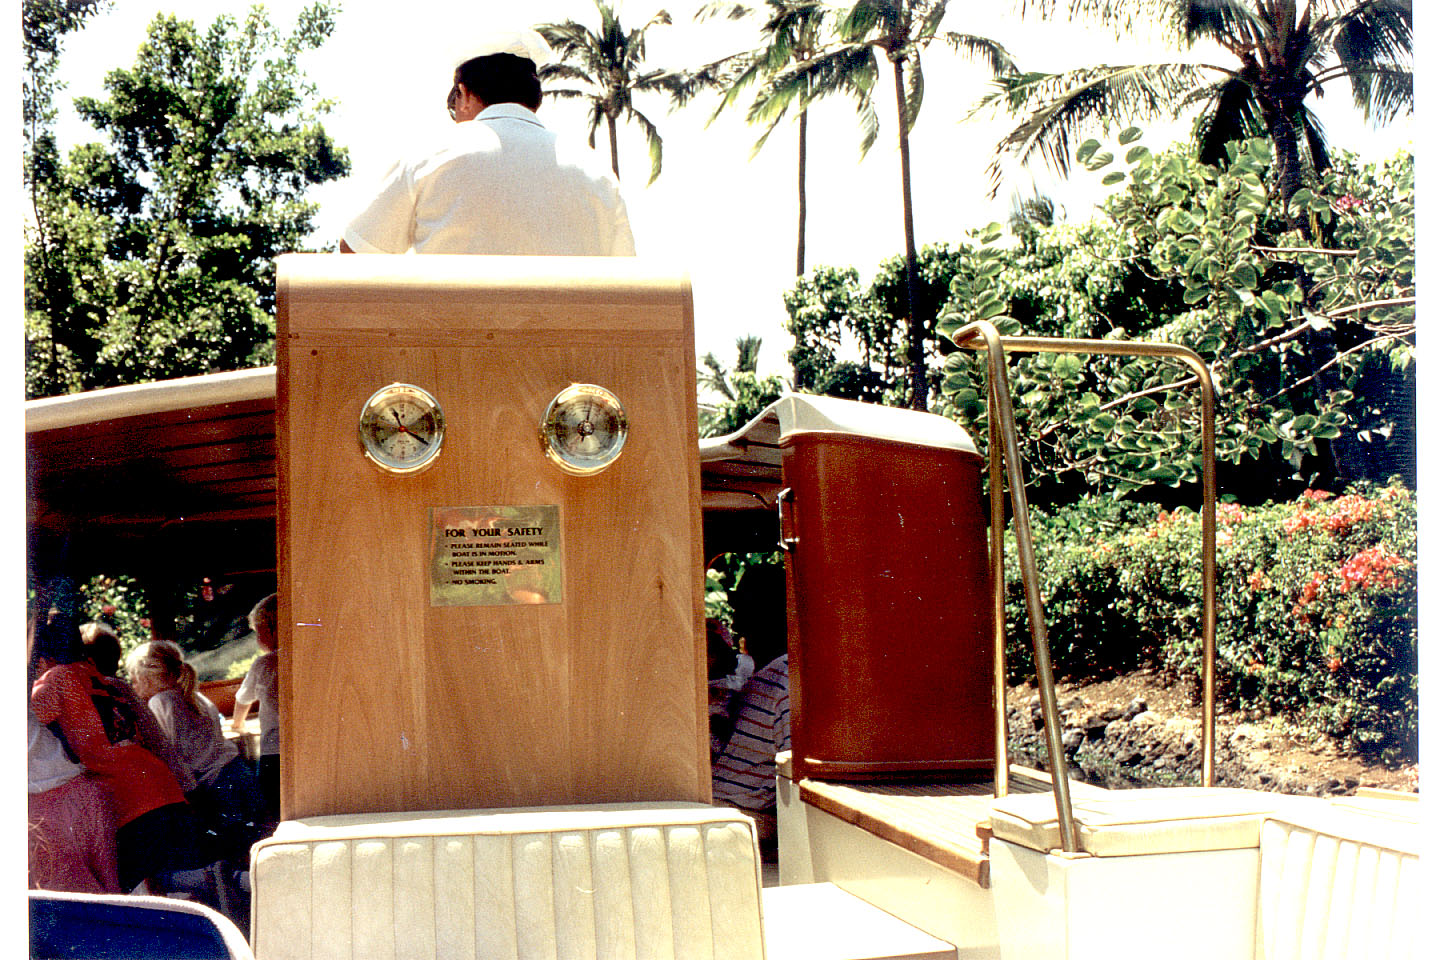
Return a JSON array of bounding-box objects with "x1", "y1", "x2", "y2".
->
[{"x1": 29, "y1": 890, "x2": 253, "y2": 960}]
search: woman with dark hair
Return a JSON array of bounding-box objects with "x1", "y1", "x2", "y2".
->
[
  {"x1": 27, "y1": 613, "x2": 120, "y2": 893},
  {"x1": 30, "y1": 614, "x2": 209, "y2": 894}
]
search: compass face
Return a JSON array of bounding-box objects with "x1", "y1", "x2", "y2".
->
[
  {"x1": 540, "y1": 384, "x2": 628, "y2": 476},
  {"x1": 358, "y1": 383, "x2": 445, "y2": 475}
]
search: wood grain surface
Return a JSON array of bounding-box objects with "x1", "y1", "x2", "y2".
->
[{"x1": 276, "y1": 255, "x2": 707, "y2": 819}]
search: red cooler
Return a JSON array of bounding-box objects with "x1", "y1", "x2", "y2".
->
[{"x1": 775, "y1": 396, "x2": 993, "y2": 781}]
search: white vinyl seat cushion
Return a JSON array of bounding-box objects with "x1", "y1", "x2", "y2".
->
[
  {"x1": 1255, "y1": 800, "x2": 1419, "y2": 960},
  {"x1": 250, "y1": 802, "x2": 765, "y2": 960},
  {"x1": 988, "y1": 787, "x2": 1287, "y2": 857}
]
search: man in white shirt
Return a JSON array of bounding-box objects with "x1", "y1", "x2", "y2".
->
[{"x1": 341, "y1": 31, "x2": 634, "y2": 256}]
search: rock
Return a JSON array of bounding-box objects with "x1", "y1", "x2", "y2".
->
[
  {"x1": 1123, "y1": 698, "x2": 1147, "y2": 720},
  {"x1": 1132, "y1": 711, "x2": 1161, "y2": 729},
  {"x1": 1062, "y1": 728, "x2": 1085, "y2": 751}
]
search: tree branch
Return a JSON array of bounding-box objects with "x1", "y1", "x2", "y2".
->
[
  {"x1": 1252, "y1": 333, "x2": 1411, "y2": 408},
  {"x1": 1252, "y1": 243, "x2": 1358, "y2": 258}
]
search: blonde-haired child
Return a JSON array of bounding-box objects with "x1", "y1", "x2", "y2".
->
[{"x1": 126, "y1": 640, "x2": 264, "y2": 865}]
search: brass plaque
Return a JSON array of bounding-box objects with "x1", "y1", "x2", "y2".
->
[{"x1": 429, "y1": 505, "x2": 562, "y2": 607}]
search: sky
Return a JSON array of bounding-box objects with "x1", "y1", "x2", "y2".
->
[{"x1": 45, "y1": 0, "x2": 1416, "y2": 380}]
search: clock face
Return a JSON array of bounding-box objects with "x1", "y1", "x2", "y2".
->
[
  {"x1": 540, "y1": 384, "x2": 628, "y2": 476},
  {"x1": 358, "y1": 383, "x2": 445, "y2": 475}
]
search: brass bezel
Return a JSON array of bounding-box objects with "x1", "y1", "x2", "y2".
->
[
  {"x1": 358, "y1": 382, "x2": 446, "y2": 475},
  {"x1": 540, "y1": 383, "x2": 628, "y2": 476}
]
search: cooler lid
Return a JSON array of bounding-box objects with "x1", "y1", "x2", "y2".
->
[{"x1": 699, "y1": 393, "x2": 978, "y2": 466}]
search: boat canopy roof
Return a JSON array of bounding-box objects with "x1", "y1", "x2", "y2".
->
[{"x1": 26, "y1": 372, "x2": 974, "y2": 580}]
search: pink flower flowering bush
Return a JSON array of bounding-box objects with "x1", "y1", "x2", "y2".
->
[{"x1": 1005, "y1": 480, "x2": 1417, "y2": 763}]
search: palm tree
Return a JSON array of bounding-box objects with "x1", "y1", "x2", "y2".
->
[
  {"x1": 982, "y1": 1, "x2": 1412, "y2": 219},
  {"x1": 767, "y1": 1, "x2": 1013, "y2": 409},
  {"x1": 536, "y1": 2, "x2": 677, "y2": 184},
  {"x1": 698, "y1": 336, "x2": 783, "y2": 436},
  {"x1": 690, "y1": 2, "x2": 833, "y2": 276}
]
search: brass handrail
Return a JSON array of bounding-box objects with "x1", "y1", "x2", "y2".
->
[{"x1": 950, "y1": 323, "x2": 1219, "y2": 852}]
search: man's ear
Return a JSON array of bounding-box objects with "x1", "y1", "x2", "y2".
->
[{"x1": 458, "y1": 82, "x2": 487, "y2": 111}]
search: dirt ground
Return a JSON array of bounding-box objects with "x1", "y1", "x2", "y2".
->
[{"x1": 1006, "y1": 668, "x2": 1419, "y2": 795}]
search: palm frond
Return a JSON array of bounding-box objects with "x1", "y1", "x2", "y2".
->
[
  {"x1": 538, "y1": 63, "x2": 596, "y2": 86},
  {"x1": 735, "y1": 335, "x2": 763, "y2": 374},
  {"x1": 1179, "y1": 0, "x2": 1266, "y2": 48},
  {"x1": 585, "y1": 101, "x2": 604, "y2": 151},
  {"x1": 1189, "y1": 75, "x2": 1265, "y2": 167},
  {"x1": 1299, "y1": 106, "x2": 1332, "y2": 176},
  {"x1": 694, "y1": 2, "x2": 753, "y2": 23},
  {"x1": 943, "y1": 32, "x2": 1017, "y2": 76},
  {"x1": 542, "y1": 87, "x2": 591, "y2": 103},
  {"x1": 902, "y1": 57, "x2": 923, "y2": 133},
  {"x1": 1009, "y1": 1, "x2": 1170, "y2": 36},
  {"x1": 1322, "y1": 0, "x2": 1412, "y2": 62},
  {"x1": 1326, "y1": 0, "x2": 1413, "y2": 120},
  {"x1": 626, "y1": 106, "x2": 664, "y2": 184},
  {"x1": 697, "y1": 350, "x2": 736, "y2": 400},
  {"x1": 837, "y1": 2, "x2": 883, "y2": 44},
  {"x1": 917, "y1": 2, "x2": 949, "y2": 43},
  {"x1": 982, "y1": 62, "x2": 1200, "y2": 193}
]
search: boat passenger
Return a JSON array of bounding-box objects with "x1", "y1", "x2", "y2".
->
[
  {"x1": 711, "y1": 565, "x2": 790, "y2": 842},
  {"x1": 27, "y1": 615, "x2": 121, "y2": 894},
  {"x1": 340, "y1": 30, "x2": 634, "y2": 257},
  {"x1": 79, "y1": 621, "x2": 122, "y2": 677},
  {"x1": 232, "y1": 593, "x2": 280, "y2": 825},
  {"x1": 126, "y1": 639, "x2": 266, "y2": 864},
  {"x1": 31, "y1": 614, "x2": 208, "y2": 894},
  {"x1": 707, "y1": 617, "x2": 740, "y2": 758}
]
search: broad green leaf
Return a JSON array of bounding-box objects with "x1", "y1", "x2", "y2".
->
[
  {"x1": 1053, "y1": 354, "x2": 1083, "y2": 380},
  {"x1": 1101, "y1": 171, "x2": 1126, "y2": 186},
  {"x1": 1076, "y1": 139, "x2": 1101, "y2": 164},
  {"x1": 1118, "y1": 126, "x2": 1143, "y2": 145}
]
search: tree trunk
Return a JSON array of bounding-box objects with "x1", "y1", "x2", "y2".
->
[
  {"x1": 796, "y1": 108, "x2": 808, "y2": 277},
  {"x1": 1264, "y1": 98, "x2": 1362, "y2": 480},
  {"x1": 607, "y1": 113, "x2": 620, "y2": 179},
  {"x1": 1268, "y1": 111, "x2": 1307, "y2": 234},
  {"x1": 892, "y1": 58, "x2": 924, "y2": 411}
]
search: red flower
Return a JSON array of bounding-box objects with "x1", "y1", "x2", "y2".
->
[
  {"x1": 1337, "y1": 545, "x2": 1407, "y2": 592},
  {"x1": 100, "y1": 604, "x2": 116, "y2": 616}
]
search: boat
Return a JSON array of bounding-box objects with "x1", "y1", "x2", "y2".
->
[{"x1": 26, "y1": 257, "x2": 1420, "y2": 959}]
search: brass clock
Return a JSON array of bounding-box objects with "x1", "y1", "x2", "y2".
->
[
  {"x1": 540, "y1": 384, "x2": 628, "y2": 476},
  {"x1": 358, "y1": 383, "x2": 445, "y2": 475}
]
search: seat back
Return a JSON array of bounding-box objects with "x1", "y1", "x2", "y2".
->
[
  {"x1": 29, "y1": 890, "x2": 254, "y2": 960},
  {"x1": 1255, "y1": 801, "x2": 1419, "y2": 960},
  {"x1": 251, "y1": 803, "x2": 765, "y2": 960}
]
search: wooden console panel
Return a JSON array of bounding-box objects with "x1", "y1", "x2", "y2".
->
[{"x1": 276, "y1": 255, "x2": 707, "y2": 819}]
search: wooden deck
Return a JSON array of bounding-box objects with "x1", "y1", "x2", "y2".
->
[{"x1": 794, "y1": 767, "x2": 1076, "y2": 888}]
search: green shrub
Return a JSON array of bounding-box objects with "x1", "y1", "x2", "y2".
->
[{"x1": 1004, "y1": 482, "x2": 1417, "y2": 762}]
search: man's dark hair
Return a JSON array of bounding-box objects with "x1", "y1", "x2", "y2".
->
[
  {"x1": 730, "y1": 563, "x2": 787, "y2": 668},
  {"x1": 456, "y1": 53, "x2": 542, "y2": 111}
]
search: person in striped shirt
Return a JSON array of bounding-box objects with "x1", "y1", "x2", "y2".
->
[{"x1": 711, "y1": 564, "x2": 789, "y2": 840}]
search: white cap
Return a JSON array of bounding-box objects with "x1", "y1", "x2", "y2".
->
[{"x1": 451, "y1": 29, "x2": 553, "y2": 69}]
